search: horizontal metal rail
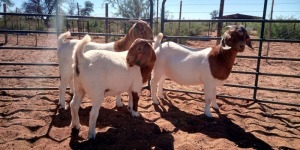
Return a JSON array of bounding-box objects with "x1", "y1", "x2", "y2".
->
[
  {"x1": 0, "y1": 87, "x2": 62, "y2": 90},
  {"x1": 223, "y1": 83, "x2": 255, "y2": 89},
  {"x1": 0, "y1": 85, "x2": 150, "y2": 91},
  {"x1": 0, "y1": 30, "x2": 126, "y2": 37},
  {"x1": 260, "y1": 56, "x2": 300, "y2": 61},
  {"x1": 238, "y1": 55, "x2": 300, "y2": 61},
  {"x1": 0, "y1": 76, "x2": 60, "y2": 79},
  {"x1": 231, "y1": 71, "x2": 300, "y2": 78},
  {"x1": 0, "y1": 12, "x2": 151, "y2": 22},
  {"x1": 163, "y1": 88, "x2": 300, "y2": 107},
  {"x1": 0, "y1": 62, "x2": 58, "y2": 66},
  {"x1": 1, "y1": 63, "x2": 298, "y2": 78},
  {"x1": 258, "y1": 87, "x2": 300, "y2": 94},
  {"x1": 164, "y1": 35, "x2": 300, "y2": 43},
  {"x1": 163, "y1": 19, "x2": 300, "y2": 23},
  {"x1": 0, "y1": 47, "x2": 57, "y2": 50}
]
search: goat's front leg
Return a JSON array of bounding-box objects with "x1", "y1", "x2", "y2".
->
[
  {"x1": 203, "y1": 85, "x2": 215, "y2": 117},
  {"x1": 115, "y1": 94, "x2": 124, "y2": 107},
  {"x1": 128, "y1": 91, "x2": 140, "y2": 117}
]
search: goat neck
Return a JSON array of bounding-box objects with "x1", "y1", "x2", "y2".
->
[
  {"x1": 140, "y1": 50, "x2": 156, "y2": 83},
  {"x1": 114, "y1": 34, "x2": 134, "y2": 52},
  {"x1": 208, "y1": 45, "x2": 238, "y2": 80}
]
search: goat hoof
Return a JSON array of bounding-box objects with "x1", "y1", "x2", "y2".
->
[
  {"x1": 58, "y1": 103, "x2": 67, "y2": 110},
  {"x1": 204, "y1": 112, "x2": 213, "y2": 118},
  {"x1": 212, "y1": 103, "x2": 219, "y2": 110},
  {"x1": 152, "y1": 98, "x2": 160, "y2": 105},
  {"x1": 158, "y1": 94, "x2": 164, "y2": 99},
  {"x1": 116, "y1": 102, "x2": 124, "y2": 107},
  {"x1": 131, "y1": 111, "x2": 140, "y2": 117},
  {"x1": 71, "y1": 127, "x2": 80, "y2": 136},
  {"x1": 88, "y1": 132, "x2": 96, "y2": 139}
]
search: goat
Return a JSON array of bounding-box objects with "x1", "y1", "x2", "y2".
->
[
  {"x1": 57, "y1": 20, "x2": 153, "y2": 109},
  {"x1": 70, "y1": 34, "x2": 158, "y2": 139},
  {"x1": 150, "y1": 25, "x2": 253, "y2": 117}
]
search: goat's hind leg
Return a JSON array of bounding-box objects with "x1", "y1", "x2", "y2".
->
[
  {"x1": 157, "y1": 75, "x2": 166, "y2": 99},
  {"x1": 88, "y1": 93, "x2": 104, "y2": 139},
  {"x1": 211, "y1": 87, "x2": 219, "y2": 110},
  {"x1": 70, "y1": 89, "x2": 85, "y2": 130},
  {"x1": 150, "y1": 75, "x2": 163, "y2": 105},
  {"x1": 58, "y1": 75, "x2": 72, "y2": 109}
]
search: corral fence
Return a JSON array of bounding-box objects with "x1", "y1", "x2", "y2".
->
[
  {"x1": 160, "y1": 0, "x2": 300, "y2": 107},
  {"x1": 0, "y1": 0, "x2": 299, "y2": 107}
]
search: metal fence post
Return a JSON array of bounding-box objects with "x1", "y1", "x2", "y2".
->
[
  {"x1": 160, "y1": 0, "x2": 167, "y2": 33},
  {"x1": 105, "y1": 3, "x2": 108, "y2": 43},
  {"x1": 3, "y1": 3, "x2": 7, "y2": 44},
  {"x1": 149, "y1": 0, "x2": 153, "y2": 29},
  {"x1": 56, "y1": 0, "x2": 60, "y2": 37},
  {"x1": 253, "y1": 0, "x2": 268, "y2": 101},
  {"x1": 216, "y1": 0, "x2": 224, "y2": 45},
  {"x1": 177, "y1": 0, "x2": 182, "y2": 43}
]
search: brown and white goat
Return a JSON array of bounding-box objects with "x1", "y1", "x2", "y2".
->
[
  {"x1": 70, "y1": 34, "x2": 158, "y2": 139},
  {"x1": 57, "y1": 20, "x2": 153, "y2": 109},
  {"x1": 150, "y1": 25, "x2": 253, "y2": 117}
]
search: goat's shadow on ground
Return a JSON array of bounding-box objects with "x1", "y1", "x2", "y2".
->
[
  {"x1": 154, "y1": 94, "x2": 273, "y2": 150},
  {"x1": 54, "y1": 105, "x2": 174, "y2": 150}
]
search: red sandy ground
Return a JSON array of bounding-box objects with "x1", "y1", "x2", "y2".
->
[{"x1": 0, "y1": 34, "x2": 299, "y2": 149}]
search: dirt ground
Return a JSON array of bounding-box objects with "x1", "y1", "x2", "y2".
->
[{"x1": 0, "y1": 34, "x2": 299, "y2": 150}]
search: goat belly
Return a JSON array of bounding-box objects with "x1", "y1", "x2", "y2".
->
[
  {"x1": 164, "y1": 56, "x2": 205, "y2": 85},
  {"x1": 104, "y1": 90, "x2": 120, "y2": 97}
]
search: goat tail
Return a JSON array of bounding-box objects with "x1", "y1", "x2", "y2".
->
[
  {"x1": 72, "y1": 34, "x2": 91, "y2": 75},
  {"x1": 57, "y1": 31, "x2": 71, "y2": 48},
  {"x1": 153, "y1": 33, "x2": 163, "y2": 50}
]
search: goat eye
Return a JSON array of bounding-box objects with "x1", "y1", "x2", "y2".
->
[{"x1": 138, "y1": 48, "x2": 142, "y2": 51}]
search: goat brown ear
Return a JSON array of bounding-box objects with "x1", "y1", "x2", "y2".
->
[{"x1": 246, "y1": 34, "x2": 254, "y2": 49}]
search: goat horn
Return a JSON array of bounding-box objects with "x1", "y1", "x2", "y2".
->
[
  {"x1": 144, "y1": 40, "x2": 155, "y2": 43},
  {"x1": 225, "y1": 25, "x2": 233, "y2": 29},
  {"x1": 221, "y1": 32, "x2": 231, "y2": 50},
  {"x1": 129, "y1": 19, "x2": 140, "y2": 23}
]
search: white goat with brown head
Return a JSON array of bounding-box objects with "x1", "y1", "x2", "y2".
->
[
  {"x1": 57, "y1": 20, "x2": 153, "y2": 109},
  {"x1": 70, "y1": 34, "x2": 157, "y2": 139},
  {"x1": 150, "y1": 25, "x2": 253, "y2": 117}
]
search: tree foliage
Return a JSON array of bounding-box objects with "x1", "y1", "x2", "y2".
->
[
  {"x1": 0, "y1": 0, "x2": 14, "y2": 8},
  {"x1": 80, "y1": 1, "x2": 94, "y2": 16},
  {"x1": 22, "y1": 0, "x2": 66, "y2": 27},
  {"x1": 210, "y1": 10, "x2": 218, "y2": 19},
  {"x1": 67, "y1": 0, "x2": 76, "y2": 15},
  {"x1": 104, "y1": 0, "x2": 151, "y2": 18}
]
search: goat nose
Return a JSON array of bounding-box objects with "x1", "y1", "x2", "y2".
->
[{"x1": 240, "y1": 45, "x2": 245, "y2": 50}]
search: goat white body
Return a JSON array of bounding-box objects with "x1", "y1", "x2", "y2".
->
[
  {"x1": 151, "y1": 41, "x2": 224, "y2": 117},
  {"x1": 77, "y1": 50, "x2": 143, "y2": 96},
  {"x1": 70, "y1": 35, "x2": 157, "y2": 139},
  {"x1": 57, "y1": 32, "x2": 123, "y2": 109}
]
